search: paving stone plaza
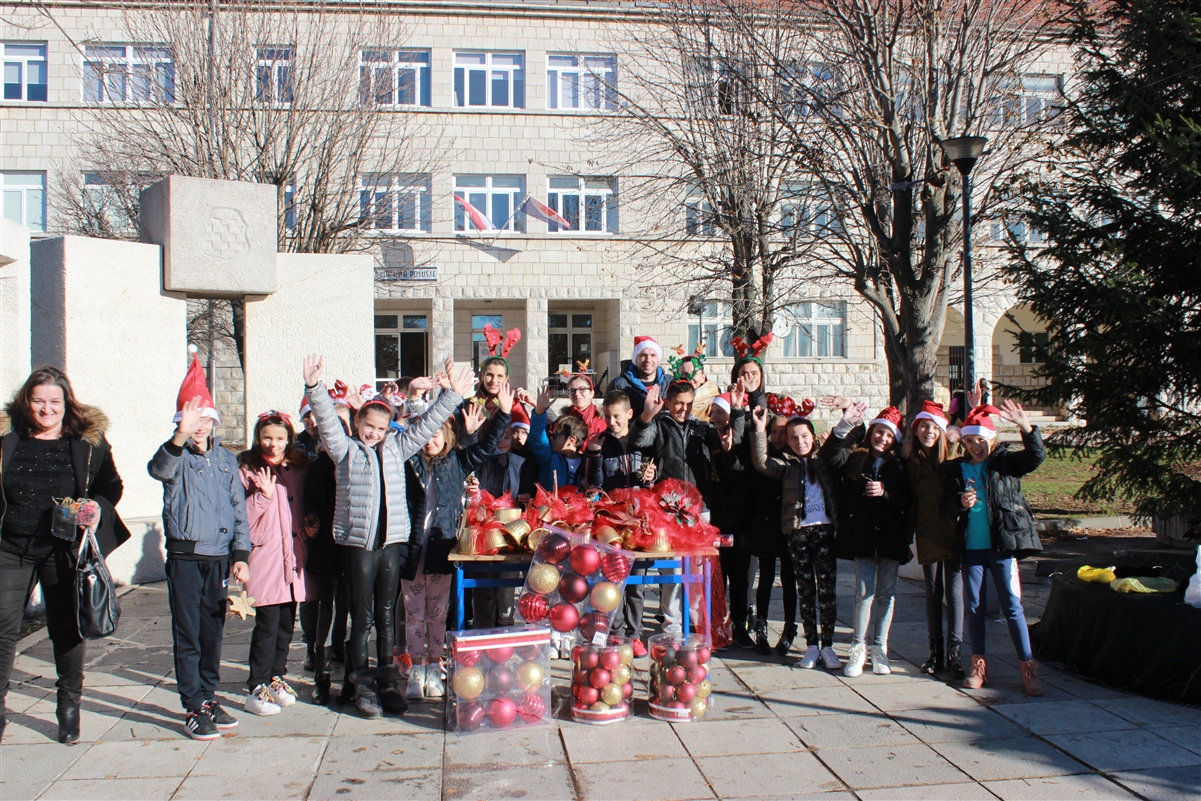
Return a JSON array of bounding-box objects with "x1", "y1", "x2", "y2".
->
[{"x1": 2, "y1": 565, "x2": 1197, "y2": 801}]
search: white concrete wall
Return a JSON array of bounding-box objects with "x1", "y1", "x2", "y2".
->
[
  {"x1": 243, "y1": 252, "x2": 375, "y2": 442},
  {"x1": 29, "y1": 235, "x2": 188, "y2": 584},
  {"x1": 0, "y1": 219, "x2": 32, "y2": 404}
]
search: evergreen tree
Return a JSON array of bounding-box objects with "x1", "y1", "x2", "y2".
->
[{"x1": 1006, "y1": 0, "x2": 1201, "y2": 516}]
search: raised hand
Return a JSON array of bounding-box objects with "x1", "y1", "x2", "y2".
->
[
  {"x1": 177, "y1": 396, "x2": 203, "y2": 438},
  {"x1": 843, "y1": 401, "x2": 867, "y2": 425},
  {"x1": 752, "y1": 405, "x2": 768, "y2": 431},
  {"x1": 344, "y1": 386, "x2": 364, "y2": 411},
  {"x1": 821, "y1": 395, "x2": 852, "y2": 412},
  {"x1": 256, "y1": 467, "x2": 277, "y2": 499},
  {"x1": 451, "y1": 366, "x2": 477, "y2": 397},
  {"x1": 999, "y1": 398, "x2": 1031, "y2": 433},
  {"x1": 967, "y1": 379, "x2": 985, "y2": 410},
  {"x1": 407, "y1": 376, "x2": 434, "y2": 397},
  {"x1": 515, "y1": 387, "x2": 536, "y2": 407},
  {"x1": 495, "y1": 380, "x2": 514, "y2": 415},
  {"x1": 462, "y1": 402, "x2": 486, "y2": 435},
  {"x1": 303, "y1": 354, "x2": 324, "y2": 386},
  {"x1": 719, "y1": 423, "x2": 734, "y2": 452},
  {"x1": 729, "y1": 378, "x2": 746, "y2": 410},
  {"x1": 535, "y1": 382, "x2": 553, "y2": 415},
  {"x1": 641, "y1": 384, "x2": 664, "y2": 422}
]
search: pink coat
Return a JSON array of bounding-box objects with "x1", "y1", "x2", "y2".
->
[{"x1": 242, "y1": 462, "x2": 309, "y2": 607}]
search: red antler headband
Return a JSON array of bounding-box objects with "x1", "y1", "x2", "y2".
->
[
  {"x1": 483, "y1": 324, "x2": 523, "y2": 360},
  {"x1": 731, "y1": 332, "x2": 774, "y2": 361}
]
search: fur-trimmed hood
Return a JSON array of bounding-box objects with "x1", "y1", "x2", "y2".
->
[{"x1": 0, "y1": 405, "x2": 108, "y2": 446}]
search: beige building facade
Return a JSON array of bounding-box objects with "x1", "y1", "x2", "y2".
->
[{"x1": 2, "y1": 0, "x2": 1064, "y2": 426}]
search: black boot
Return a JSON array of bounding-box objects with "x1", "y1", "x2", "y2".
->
[
  {"x1": 774, "y1": 623, "x2": 798, "y2": 656},
  {"x1": 303, "y1": 648, "x2": 315, "y2": 672},
  {"x1": 946, "y1": 641, "x2": 966, "y2": 680},
  {"x1": 376, "y1": 667, "x2": 408, "y2": 716},
  {"x1": 312, "y1": 673, "x2": 331, "y2": 705},
  {"x1": 732, "y1": 621, "x2": 755, "y2": 649},
  {"x1": 56, "y1": 705, "x2": 80, "y2": 744},
  {"x1": 920, "y1": 638, "x2": 943, "y2": 676},
  {"x1": 753, "y1": 619, "x2": 771, "y2": 655},
  {"x1": 335, "y1": 679, "x2": 356, "y2": 706},
  {"x1": 347, "y1": 668, "x2": 383, "y2": 720}
]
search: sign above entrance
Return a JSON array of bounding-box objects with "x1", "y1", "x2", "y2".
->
[{"x1": 378, "y1": 266, "x2": 439, "y2": 282}]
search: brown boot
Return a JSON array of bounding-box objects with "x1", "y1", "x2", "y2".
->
[
  {"x1": 964, "y1": 654, "x2": 987, "y2": 689},
  {"x1": 1020, "y1": 659, "x2": 1045, "y2": 697}
]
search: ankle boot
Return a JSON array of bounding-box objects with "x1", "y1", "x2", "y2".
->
[
  {"x1": 920, "y1": 638, "x2": 944, "y2": 675},
  {"x1": 753, "y1": 619, "x2": 771, "y2": 655},
  {"x1": 774, "y1": 623, "x2": 798, "y2": 656},
  {"x1": 311, "y1": 673, "x2": 331, "y2": 705},
  {"x1": 56, "y1": 704, "x2": 81, "y2": 744},
  {"x1": 964, "y1": 654, "x2": 987, "y2": 689},
  {"x1": 946, "y1": 642, "x2": 965, "y2": 680},
  {"x1": 335, "y1": 679, "x2": 356, "y2": 706},
  {"x1": 1020, "y1": 659, "x2": 1045, "y2": 697}
]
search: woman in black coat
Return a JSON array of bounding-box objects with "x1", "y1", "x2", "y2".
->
[{"x1": 0, "y1": 367, "x2": 130, "y2": 743}]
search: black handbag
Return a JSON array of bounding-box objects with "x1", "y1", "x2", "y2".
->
[{"x1": 77, "y1": 527, "x2": 120, "y2": 639}]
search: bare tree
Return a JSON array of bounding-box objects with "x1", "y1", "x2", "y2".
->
[{"x1": 52, "y1": 0, "x2": 443, "y2": 255}]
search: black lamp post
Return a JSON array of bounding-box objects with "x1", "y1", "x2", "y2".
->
[{"x1": 939, "y1": 135, "x2": 988, "y2": 402}]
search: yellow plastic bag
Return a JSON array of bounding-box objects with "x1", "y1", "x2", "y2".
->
[
  {"x1": 1111, "y1": 577, "x2": 1177, "y2": 594},
  {"x1": 1077, "y1": 565, "x2": 1116, "y2": 584}
]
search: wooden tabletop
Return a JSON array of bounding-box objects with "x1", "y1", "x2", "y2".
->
[{"x1": 449, "y1": 548, "x2": 717, "y2": 563}]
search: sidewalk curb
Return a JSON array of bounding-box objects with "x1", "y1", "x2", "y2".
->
[{"x1": 1035, "y1": 515, "x2": 1137, "y2": 532}]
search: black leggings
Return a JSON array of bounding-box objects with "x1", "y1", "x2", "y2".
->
[
  {"x1": 247, "y1": 602, "x2": 296, "y2": 691},
  {"x1": 755, "y1": 553, "x2": 797, "y2": 626},
  {"x1": 345, "y1": 543, "x2": 406, "y2": 676},
  {"x1": 719, "y1": 539, "x2": 755, "y2": 629}
]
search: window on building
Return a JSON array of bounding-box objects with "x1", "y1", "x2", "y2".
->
[
  {"x1": 1, "y1": 172, "x2": 45, "y2": 232},
  {"x1": 684, "y1": 194, "x2": 717, "y2": 237},
  {"x1": 779, "y1": 61, "x2": 836, "y2": 117},
  {"x1": 989, "y1": 218, "x2": 1045, "y2": 245},
  {"x1": 83, "y1": 45, "x2": 175, "y2": 103},
  {"x1": 1018, "y1": 331, "x2": 1048, "y2": 364},
  {"x1": 454, "y1": 175, "x2": 525, "y2": 232},
  {"x1": 283, "y1": 182, "x2": 298, "y2": 231},
  {"x1": 359, "y1": 49, "x2": 431, "y2": 107},
  {"x1": 454, "y1": 52, "x2": 524, "y2": 108},
  {"x1": 686, "y1": 301, "x2": 736, "y2": 358},
  {"x1": 375, "y1": 313, "x2": 429, "y2": 384},
  {"x1": 359, "y1": 174, "x2": 432, "y2": 232},
  {"x1": 471, "y1": 313, "x2": 504, "y2": 370},
  {"x1": 547, "y1": 176, "x2": 617, "y2": 233},
  {"x1": 991, "y1": 74, "x2": 1063, "y2": 128},
  {"x1": 255, "y1": 47, "x2": 293, "y2": 105},
  {"x1": 3, "y1": 43, "x2": 47, "y2": 101},
  {"x1": 548, "y1": 312, "x2": 593, "y2": 375},
  {"x1": 81, "y1": 172, "x2": 140, "y2": 234},
  {"x1": 547, "y1": 54, "x2": 616, "y2": 110},
  {"x1": 779, "y1": 301, "x2": 847, "y2": 358},
  {"x1": 781, "y1": 184, "x2": 842, "y2": 238}
]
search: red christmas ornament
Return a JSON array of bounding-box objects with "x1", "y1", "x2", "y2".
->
[
  {"x1": 667, "y1": 666, "x2": 687, "y2": 686},
  {"x1": 677, "y1": 682, "x2": 697, "y2": 703},
  {"x1": 697, "y1": 646, "x2": 712, "y2": 664},
  {"x1": 577, "y1": 685, "x2": 599, "y2": 706},
  {"x1": 539, "y1": 533, "x2": 572, "y2": 564},
  {"x1": 486, "y1": 665, "x2": 515, "y2": 694},
  {"x1": 518, "y1": 692, "x2": 546, "y2": 724},
  {"x1": 579, "y1": 611, "x2": 610, "y2": 641},
  {"x1": 622, "y1": 682, "x2": 634, "y2": 699},
  {"x1": 518, "y1": 644, "x2": 544, "y2": 661},
  {"x1": 558, "y1": 572, "x2": 590, "y2": 604},
  {"x1": 600, "y1": 553, "x2": 632, "y2": 583},
  {"x1": 658, "y1": 684, "x2": 676, "y2": 703},
  {"x1": 517, "y1": 592, "x2": 550, "y2": 622},
  {"x1": 486, "y1": 646, "x2": 515, "y2": 664},
  {"x1": 569, "y1": 545, "x2": 601, "y2": 576},
  {"x1": 487, "y1": 696, "x2": 517, "y2": 728},
  {"x1": 678, "y1": 649, "x2": 699, "y2": 669},
  {"x1": 457, "y1": 700, "x2": 486, "y2": 731},
  {"x1": 589, "y1": 668, "x2": 612, "y2": 689},
  {"x1": 549, "y1": 602, "x2": 580, "y2": 633},
  {"x1": 687, "y1": 665, "x2": 707, "y2": 684},
  {"x1": 578, "y1": 648, "x2": 599, "y2": 670},
  {"x1": 600, "y1": 649, "x2": 622, "y2": 671},
  {"x1": 455, "y1": 649, "x2": 482, "y2": 667}
]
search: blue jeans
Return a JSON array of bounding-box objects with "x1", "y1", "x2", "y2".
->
[
  {"x1": 852, "y1": 557, "x2": 899, "y2": 648},
  {"x1": 962, "y1": 549, "x2": 1033, "y2": 661}
]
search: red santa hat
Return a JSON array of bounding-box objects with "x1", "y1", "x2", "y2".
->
[
  {"x1": 710, "y1": 393, "x2": 732, "y2": 416},
  {"x1": 868, "y1": 406, "x2": 903, "y2": 440},
  {"x1": 961, "y1": 404, "x2": 1002, "y2": 440},
  {"x1": 299, "y1": 395, "x2": 313, "y2": 420},
  {"x1": 632, "y1": 335, "x2": 662, "y2": 361},
  {"x1": 910, "y1": 400, "x2": 948, "y2": 432},
  {"x1": 509, "y1": 401, "x2": 531, "y2": 432},
  {"x1": 173, "y1": 345, "x2": 221, "y2": 425}
]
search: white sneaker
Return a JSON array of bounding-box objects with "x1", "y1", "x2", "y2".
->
[
  {"x1": 405, "y1": 664, "x2": 425, "y2": 700},
  {"x1": 423, "y1": 664, "x2": 445, "y2": 698},
  {"x1": 819, "y1": 647, "x2": 842, "y2": 671},
  {"x1": 798, "y1": 645, "x2": 820, "y2": 669},
  {"x1": 871, "y1": 645, "x2": 891, "y2": 675},
  {"x1": 268, "y1": 676, "x2": 297, "y2": 707},
  {"x1": 843, "y1": 643, "x2": 867, "y2": 678},
  {"x1": 245, "y1": 684, "x2": 282, "y2": 716}
]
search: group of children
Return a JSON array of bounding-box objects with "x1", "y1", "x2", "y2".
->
[{"x1": 150, "y1": 333, "x2": 1049, "y2": 741}]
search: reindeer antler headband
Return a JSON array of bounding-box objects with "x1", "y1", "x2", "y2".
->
[{"x1": 482, "y1": 324, "x2": 523, "y2": 365}]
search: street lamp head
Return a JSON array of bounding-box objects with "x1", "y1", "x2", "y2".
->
[{"x1": 940, "y1": 136, "x2": 989, "y2": 176}]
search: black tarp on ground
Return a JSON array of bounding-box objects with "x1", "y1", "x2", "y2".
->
[{"x1": 1031, "y1": 555, "x2": 1201, "y2": 706}]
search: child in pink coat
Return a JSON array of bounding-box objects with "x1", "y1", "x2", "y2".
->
[{"x1": 239, "y1": 411, "x2": 313, "y2": 716}]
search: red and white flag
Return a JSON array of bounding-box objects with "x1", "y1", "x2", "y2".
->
[
  {"x1": 454, "y1": 194, "x2": 496, "y2": 231},
  {"x1": 521, "y1": 195, "x2": 572, "y2": 230}
]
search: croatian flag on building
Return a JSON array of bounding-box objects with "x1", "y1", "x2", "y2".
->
[
  {"x1": 521, "y1": 196, "x2": 572, "y2": 230},
  {"x1": 454, "y1": 194, "x2": 496, "y2": 231}
]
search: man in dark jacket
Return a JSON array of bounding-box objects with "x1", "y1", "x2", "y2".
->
[
  {"x1": 708, "y1": 395, "x2": 757, "y2": 648},
  {"x1": 606, "y1": 336, "x2": 673, "y2": 419}
]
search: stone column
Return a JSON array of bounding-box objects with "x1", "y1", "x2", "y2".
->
[
  {"x1": 525, "y1": 297, "x2": 548, "y2": 389},
  {"x1": 431, "y1": 295, "x2": 456, "y2": 367},
  {"x1": 0, "y1": 219, "x2": 31, "y2": 402}
]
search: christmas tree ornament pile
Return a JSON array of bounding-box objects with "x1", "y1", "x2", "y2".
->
[
  {"x1": 647, "y1": 634, "x2": 713, "y2": 722},
  {"x1": 570, "y1": 637, "x2": 636, "y2": 724},
  {"x1": 445, "y1": 626, "x2": 552, "y2": 734}
]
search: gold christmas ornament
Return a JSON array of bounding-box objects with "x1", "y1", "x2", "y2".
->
[
  {"x1": 493, "y1": 508, "x2": 522, "y2": 523},
  {"x1": 536, "y1": 504, "x2": 551, "y2": 521},
  {"x1": 452, "y1": 667, "x2": 485, "y2": 700},
  {"x1": 484, "y1": 528, "x2": 508, "y2": 553},
  {"x1": 589, "y1": 581, "x2": 622, "y2": 613},
  {"x1": 516, "y1": 660, "x2": 545, "y2": 691},
  {"x1": 527, "y1": 527, "x2": 549, "y2": 551},
  {"x1": 649, "y1": 528, "x2": 671, "y2": 552},
  {"x1": 690, "y1": 698, "x2": 708, "y2": 718},
  {"x1": 617, "y1": 644, "x2": 635, "y2": 666},
  {"x1": 594, "y1": 525, "x2": 622, "y2": 545},
  {"x1": 612, "y1": 665, "x2": 631, "y2": 686},
  {"x1": 527, "y1": 563, "x2": 562, "y2": 595},
  {"x1": 696, "y1": 679, "x2": 712, "y2": 699},
  {"x1": 228, "y1": 590, "x2": 256, "y2": 620},
  {"x1": 457, "y1": 526, "x2": 478, "y2": 555},
  {"x1": 601, "y1": 683, "x2": 623, "y2": 706},
  {"x1": 503, "y1": 519, "x2": 532, "y2": 546}
]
